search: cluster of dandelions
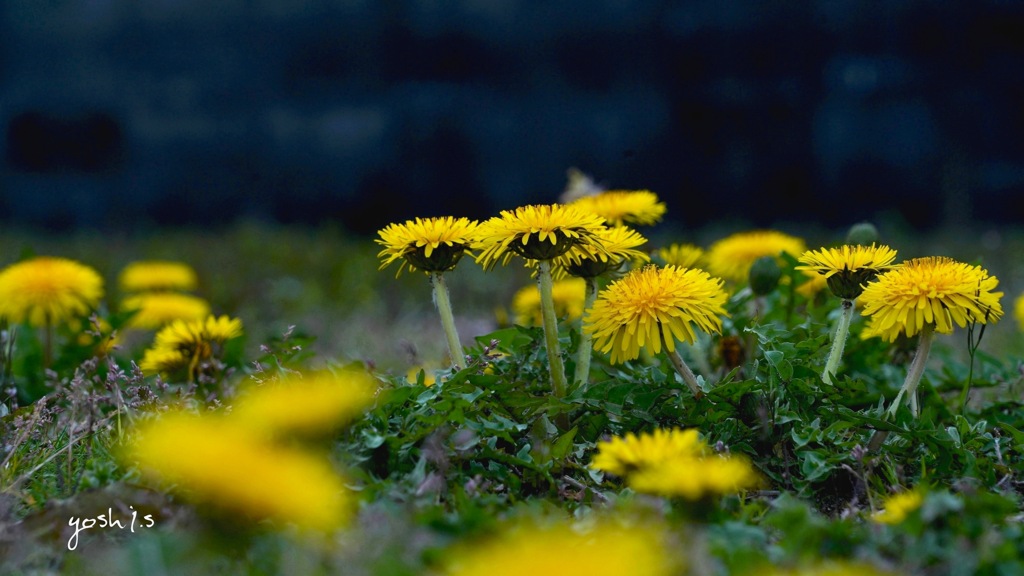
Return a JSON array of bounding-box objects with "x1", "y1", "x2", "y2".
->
[
  {"x1": 123, "y1": 368, "x2": 377, "y2": 532},
  {"x1": 118, "y1": 260, "x2": 211, "y2": 330}
]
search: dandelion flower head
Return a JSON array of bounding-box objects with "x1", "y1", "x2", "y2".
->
[
  {"x1": 118, "y1": 260, "x2": 198, "y2": 293},
  {"x1": 859, "y1": 257, "x2": 1003, "y2": 342},
  {"x1": 569, "y1": 189, "x2": 667, "y2": 227},
  {"x1": 796, "y1": 244, "x2": 899, "y2": 300},
  {"x1": 627, "y1": 453, "x2": 760, "y2": 500},
  {"x1": 872, "y1": 489, "x2": 924, "y2": 524},
  {"x1": 122, "y1": 292, "x2": 211, "y2": 330},
  {"x1": 444, "y1": 518, "x2": 675, "y2": 576},
  {"x1": 474, "y1": 204, "x2": 609, "y2": 268},
  {"x1": 705, "y1": 230, "x2": 806, "y2": 283},
  {"x1": 0, "y1": 257, "x2": 104, "y2": 327},
  {"x1": 548, "y1": 225, "x2": 650, "y2": 279},
  {"x1": 591, "y1": 428, "x2": 706, "y2": 476},
  {"x1": 654, "y1": 243, "x2": 705, "y2": 269},
  {"x1": 584, "y1": 265, "x2": 728, "y2": 363},
  {"x1": 139, "y1": 314, "x2": 243, "y2": 375},
  {"x1": 512, "y1": 278, "x2": 587, "y2": 326},
  {"x1": 376, "y1": 216, "x2": 480, "y2": 277},
  {"x1": 231, "y1": 368, "x2": 377, "y2": 437},
  {"x1": 125, "y1": 410, "x2": 352, "y2": 531}
]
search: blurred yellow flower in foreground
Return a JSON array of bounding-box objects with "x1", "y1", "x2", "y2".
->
[
  {"x1": 122, "y1": 292, "x2": 211, "y2": 330},
  {"x1": 859, "y1": 257, "x2": 1003, "y2": 342},
  {"x1": 118, "y1": 260, "x2": 198, "y2": 293},
  {"x1": 0, "y1": 256, "x2": 104, "y2": 327},
  {"x1": 705, "y1": 230, "x2": 806, "y2": 284},
  {"x1": 126, "y1": 411, "x2": 353, "y2": 531},
  {"x1": 512, "y1": 278, "x2": 587, "y2": 326},
  {"x1": 444, "y1": 518, "x2": 676, "y2": 576},
  {"x1": 872, "y1": 489, "x2": 924, "y2": 524},
  {"x1": 231, "y1": 369, "x2": 377, "y2": 437},
  {"x1": 1012, "y1": 292, "x2": 1024, "y2": 331}
]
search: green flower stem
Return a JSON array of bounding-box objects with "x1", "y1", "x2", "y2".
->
[
  {"x1": 573, "y1": 276, "x2": 599, "y2": 389},
  {"x1": 537, "y1": 260, "x2": 569, "y2": 398},
  {"x1": 431, "y1": 272, "x2": 465, "y2": 370},
  {"x1": 886, "y1": 324, "x2": 935, "y2": 419},
  {"x1": 822, "y1": 298, "x2": 855, "y2": 385},
  {"x1": 667, "y1": 347, "x2": 702, "y2": 398}
]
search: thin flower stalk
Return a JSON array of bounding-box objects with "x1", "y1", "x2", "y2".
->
[
  {"x1": 574, "y1": 276, "x2": 599, "y2": 388},
  {"x1": 538, "y1": 260, "x2": 569, "y2": 398},
  {"x1": 666, "y1": 347, "x2": 702, "y2": 397},
  {"x1": 886, "y1": 324, "x2": 935, "y2": 418},
  {"x1": 822, "y1": 299, "x2": 855, "y2": 385},
  {"x1": 431, "y1": 272, "x2": 465, "y2": 370}
]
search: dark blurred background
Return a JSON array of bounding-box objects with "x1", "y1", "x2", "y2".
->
[{"x1": 2, "y1": 1, "x2": 1023, "y2": 235}]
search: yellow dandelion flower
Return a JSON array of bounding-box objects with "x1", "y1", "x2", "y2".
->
[
  {"x1": 445, "y1": 519, "x2": 676, "y2": 576},
  {"x1": 796, "y1": 244, "x2": 899, "y2": 300},
  {"x1": 406, "y1": 366, "x2": 438, "y2": 386},
  {"x1": 859, "y1": 257, "x2": 1003, "y2": 342},
  {"x1": 872, "y1": 489, "x2": 924, "y2": 524},
  {"x1": 512, "y1": 278, "x2": 587, "y2": 326},
  {"x1": 0, "y1": 257, "x2": 104, "y2": 327},
  {"x1": 122, "y1": 292, "x2": 211, "y2": 330},
  {"x1": 569, "y1": 189, "x2": 667, "y2": 226},
  {"x1": 654, "y1": 243, "x2": 705, "y2": 269},
  {"x1": 627, "y1": 453, "x2": 760, "y2": 500},
  {"x1": 1014, "y1": 292, "x2": 1024, "y2": 331},
  {"x1": 474, "y1": 204, "x2": 609, "y2": 268},
  {"x1": 590, "y1": 428, "x2": 707, "y2": 477},
  {"x1": 125, "y1": 411, "x2": 352, "y2": 531},
  {"x1": 118, "y1": 260, "x2": 198, "y2": 293},
  {"x1": 705, "y1": 230, "x2": 806, "y2": 283},
  {"x1": 548, "y1": 225, "x2": 650, "y2": 278},
  {"x1": 139, "y1": 315, "x2": 243, "y2": 376},
  {"x1": 584, "y1": 265, "x2": 728, "y2": 364},
  {"x1": 231, "y1": 369, "x2": 377, "y2": 436},
  {"x1": 376, "y1": 216, "x2": 480, "y2": 277}
]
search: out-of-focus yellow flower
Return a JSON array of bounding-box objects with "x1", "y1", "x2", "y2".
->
[
  {"x1": 590, "y1": 428, "x2": 706, "y2": 476},
  {"x1": 125, "y1": 410, "x2": 353, "y2": 531},
  {"x1": 231, "y1": 369, "x2": 376, "y2": 436},
  {"x1": 122, "y1": 292, "x2": 211, "y2": 330},
  {"x1": 376, "y1": 216, "x2": 480, "y2": 277},
  {"x1": 1013, "y1": 292, "x2": 1024, "y2": 331},
  {"x1": 139, "y1": 315, "x2": 242, "y2": 377},
  {"x1": 512, "y1": 278, "x2": 587, "y2": 326},
  {"x1": 118, "y1": 260, "x2": 198, "y2": 293},
  {"x1": 585, "y1": 265, "x2": 728, "y2": 363},
  {"x1": 568, "y1": 189, "x2": 667, "y2": 227},
  {"x1": 859, "y1": 257, "x2": 1003, "y2": 342},
  {"x1": 705, "y1": 230, "x2": 806, "y2": 284},
  {"x1": 406, "y1": 366, "x2": 438, "y2": 386},
  {"x1": 654, "y1": 243, "x2": 705, "y2": 269},
  {"x1": 0, "y1": 257, "x2": 104, "y2": 327},
  {"x1": 444, "y1": 518, "x2": 677, "y2": 576},
  {"x1": 474, "y1": 204, "x2": 609, "y2": 268},
  {"x1": 872, "y1": 489, "x2": 924, "y2": 524},
  {"x1": 796, "y1": 244, "x2": 899, "y2": 300}
]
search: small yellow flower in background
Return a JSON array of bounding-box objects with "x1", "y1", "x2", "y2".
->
[
  {"x1": 139, "y1": 314, "x2": 243, "y2": 377},
  {"x1": 118, "y1": 260, "x2": 198, "y2": 293},
  {"x1": 1013, "y1": 292, "x2": 1024, "y2": 331},
  {"x1": 796, "y1": 270, "x2": 829, "y2": 298},
  {"x1": 796, "y1": 244, "x2": 899, "y2": 300},
  {"x1": 569, "y1": 189, "x2": 667, "y2": 227},
  {"x1": 122, "y1": 292, "x2": 211, "y2": 330},
  {"x1": 406, "y1": 366, "x2": 438, "y2": 386},
  {"x1": 512, "y1": 278, "x2": 587, "y2": 326},
  {"x1": 585, "y1": 265, "x2": 728, "y2": 364},
  {"x1": 0, "y1": 256, "x2": 104, "y2": 327},
  {"x1": 859, "y1": 257, "x2": 1003, "y2": 342},
  {"x1": 591, "y1": 428, "x2": 706, "y2": 476},
  {"x1": 545, "y1": 224, "x2": 649, "y2": 279},
  {"x1": 705, "y1": 230, "x2": 806, "y2": 283},
  {"x1": 444, "y1": 518, "x2": 676, "y2": 576},
  {"x1": 376, "y1": 216, "x2": 480, "y2": 277},
  {"x1": 125, "y1": 411, "x2": 353, "y2": 532},
  {"x1": 474, "y1": 204, "x2": 610, "y2": 268},
  {"x1": 591, "y1": 428, "x2": 759, "y2": 500},
  {"x1": 231, "y1": 369, "x2": 377, "y2": 437},
  {"x1": 872, "y1": 489, "x2": 924, "y2": 524},
  {"x1": 654, "y1": 243, "x2": 706, "y2": 269}
]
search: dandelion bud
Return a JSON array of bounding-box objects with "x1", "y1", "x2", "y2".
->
[{"x1": 846, "y1": 222, "x2": 879, "y2": 246}]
